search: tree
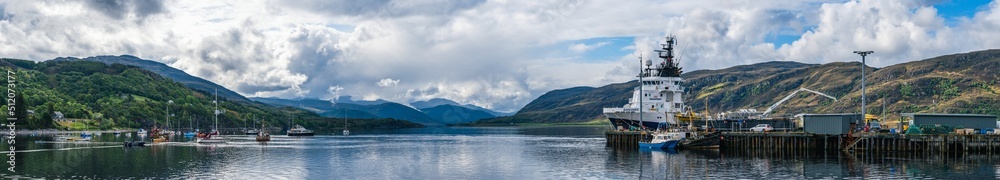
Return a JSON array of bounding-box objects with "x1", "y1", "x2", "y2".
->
[
  {"x1": 13, "y1": 92, "x2": 28, "y2": 128},
  {"x1": 40, "y1": 103, "x2": 54, "y2": 129}
]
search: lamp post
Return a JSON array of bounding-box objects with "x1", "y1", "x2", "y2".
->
[{"x1": 853, "y1": 51, "x2": 873, "y2": 127}]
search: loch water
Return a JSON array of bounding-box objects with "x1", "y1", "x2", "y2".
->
[{"x1": 2, "y1": 126, "x2": 999, "y2": 179}]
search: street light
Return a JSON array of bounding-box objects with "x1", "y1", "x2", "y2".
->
[{"x1": 853, "y1": 51, "x2": 873, "y2": 127}]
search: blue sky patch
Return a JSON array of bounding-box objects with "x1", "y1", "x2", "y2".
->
[
  {"x1": 559, "y1": 37, "x2": 634, "y2": 62},
  {"x1": 933, "y1": 0, "x2": 993, "y2": 26}
]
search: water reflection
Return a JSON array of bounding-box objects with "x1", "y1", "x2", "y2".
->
[{"x1": 1, "y1": 127, "x2": 999, "y2": 179}]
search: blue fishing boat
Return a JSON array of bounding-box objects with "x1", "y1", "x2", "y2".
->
[{"x1": 639, "y1": 131, "x2": 686, "y2": 149}]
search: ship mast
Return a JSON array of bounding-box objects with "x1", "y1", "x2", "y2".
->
[
  {"x1": 638, "y1": 55, "x2": 644, "y2": 130},
  {"x1": 655, "y1": 35, "x2": 682, "y2": 77}
]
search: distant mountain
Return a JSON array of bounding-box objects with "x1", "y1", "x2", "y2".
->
[
  {"x1": 334, "y1": 95, "x2": 391, "y2": 105},
  {"x1": 478, "y1": 50, "x2": 1000, "y2": 124},
  {"x1": 410, "y1": 98, "x2": 512, "y2": 116},
  {"x1": 461, "y1": 104, "x2": 515, "y2": 116},
  {"x1": 252, "y1": 97, "x2": 441, "y2": 125},
  {"x1": 317, "y1": 108, "x2": 381, "y2": 119},
  {"x1": 410, "y1": 98, "x2": 460, "y2": 109},
  {"x1": 251, "y1": 97, "x2": 333, "y2": 112},
  {"x1": 57, "y1": 55, "x2": 250, "y2": 102},
  {"x1": 341, "y1": 102, "x2": 439, "y2": 125},
  {"x1": 254, "y1": 97, "x2": 502, "y2": 125},
  {"x1": 419, "y1": 104, "x2": 497, "y2": 124}
]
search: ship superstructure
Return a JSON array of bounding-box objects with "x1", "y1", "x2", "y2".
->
[{"x1": 603, "y1": 36, "x2": 685, "y2": 130}]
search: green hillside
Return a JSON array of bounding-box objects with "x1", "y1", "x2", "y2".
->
[
  {"x1": 0, "y1": 58, "x2": 422, "y2": 130},
  {"x1": 477, "y1": 49, "x2": 1000, "y2": 124}
]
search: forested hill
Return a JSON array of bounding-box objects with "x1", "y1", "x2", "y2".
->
[
  {"x1": 477, "y1": 49, "x2": 1000, "y2": 124},
  {"x1": 57, "y1": 55, "x2": 250, "y2": 102},
  {"x1": 0, "y1": 58, "x2": 422, "y2": 130}
]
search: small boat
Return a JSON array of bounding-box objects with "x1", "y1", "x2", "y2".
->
[
  {"x1": 256, "y1": 124, "x2": 271, "y2": 142},
  {"x1": 639, "y1": 131, "x2": 686, "y2": 149},
  {"x1": 152, "y1": 137, "x2": 167, "y2": 142},
  {"x1": 137, "y1": 128, "x2": 148, "y2": 136},
  {"x1": 54, "y1": 134, "x2": 70, "y2": 141},
  {"x1": 244, "y1": 128, "x2": 260, "y2": 135},
  {"x1": 197, "y1": 130, "x2": 226, "y2": 144},
  {"x1": 198, "y1": 89, "x2": 227, "y2": 144},
  {"x1": 342, "y1": 114, "x2": 349, "y2": 136},
  {"x1": 255, "y1": 131, "x2": 270, "y2": 142},
  {"x1": 123, "y1": 141, "x2": 146, "y2": 147},
  {"x1": 184, "y1": 131, "x2": 197, "y2": 137},
  {"x1": 68, "y1": 136, "x2": 92, "y2": 141},
  {"x1": 287, "y1": 125, "x2": 314, "y2": 136},
  {"x1": 197, "y1": 137, "x2": 226, "y2": 143},
  {"x1": 149, "y1": 127, "x2": 170, "y2": 142}
]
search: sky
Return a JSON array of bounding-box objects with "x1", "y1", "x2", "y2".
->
[{"x1": 1, "y1": 0, "x2": 999, "y2": 112}]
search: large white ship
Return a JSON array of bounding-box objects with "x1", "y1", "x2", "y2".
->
[{"x1": 603, "y1": 36, "x2": 685, "y2": 130}]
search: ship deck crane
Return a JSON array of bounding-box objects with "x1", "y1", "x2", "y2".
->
[{"x1": 761, "y1": 88, "x2": 838, "y2": 117}]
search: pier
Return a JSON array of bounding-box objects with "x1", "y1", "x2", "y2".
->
[
  {"x1": 606, "y1": 131, "x2": 1000, "y2": 153},
  {"x1": 605, "y1": 130, "x2": 650, "y2": 149}
]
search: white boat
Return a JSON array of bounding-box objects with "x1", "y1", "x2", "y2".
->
[
  {"x1": 197, "y1": 138, "x2": 226, "y2": 143},
  {"x1": 288, "y1": 125, "x2": 314, "y2": 136},
  {"x1": 603, "y1": 36, "x2": 687, "y2": 130},
  {"x1": 137, "y1": 128, "x2": 148, "y2": 136},
  {"x1": 54, "y1": 135, "x2": 70, "y2": 141},
  {"x1": 342, "y1": 114, "x2": 350, "y2": 136},
  {"x1": 197, "y1": 136, "x2": 226, "y2": 143},
  {"x1": 243, "y1": 128, "x2": 260, "y2": 135}
]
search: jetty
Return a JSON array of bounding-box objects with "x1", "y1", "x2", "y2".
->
[{"x1": 606, "y1": 113, "x2": 1000, "y2": 154}]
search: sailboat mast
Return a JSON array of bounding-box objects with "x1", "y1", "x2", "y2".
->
[{"x1": 214, "y1": 88, "x2": 219, "y2": 132}]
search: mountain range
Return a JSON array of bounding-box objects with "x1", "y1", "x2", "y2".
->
[
  {"x1": 477, "y1": 49, "x2": 1000, "y2": 124},
  {"x1": 40, "y1": 55, "x2": 500, "y2": 125},
  {"x1": 0, "y1": 57, "x2": 422, "y2": 130},
  {"x1": 250, "y1": 97, "x2": 503, "y2": 125}
]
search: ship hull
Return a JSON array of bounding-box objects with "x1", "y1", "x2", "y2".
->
[{"x1": 607, "y1": 117, "x2": 667, "y2": 130}]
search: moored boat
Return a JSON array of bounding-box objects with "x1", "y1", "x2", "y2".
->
[
  {"x1": 196, "y1": 131, "x2": 226, "y2": 143},
  {"x1": 603, "y1": 36, "x2": 686, "y2": 130},
  {"x1": 639, "y1": 130, "x2": 686, "y2": 149},
  {"x1": 255, "y1": 124, "x2": 271, "y2": 142},
  {"x1": 198, "y1": 89, "x2": 227, "y2": 144},
  {"x1": 244, "y1": 128, "x2": 260, "y2": 135},
  {"x1": 184, "y1": 130, "x2": 197, "y2": 137},
  {"x1": 287, "y1": 125, "x2": 314, "y2": 136}
]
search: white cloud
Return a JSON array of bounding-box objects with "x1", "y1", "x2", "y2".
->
[
  {"x1": 325, "y1": 85, "x2": 344, "y2": 101},
  {"x1": 568, "y1": 42, "x2": 609, "y2": 53},
  {"x1": 376, "y1": 78, "x2": 400, "y2": 87},
  {"x1": 1, "y1": 0, "x2": 999, "y2": 112}
]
